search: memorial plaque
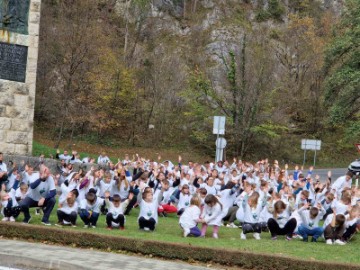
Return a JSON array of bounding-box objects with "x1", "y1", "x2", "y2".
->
[
  {"x1": 0, "y1": 41, "x2": 27, "y2": 82},
  {"x1": 0, "y1": 0, "x2": 30, "y2": 35}
]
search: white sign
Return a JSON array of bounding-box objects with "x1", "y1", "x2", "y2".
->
[
  {"x1": 216, "y1": 138, "x2": 227, "y2": 149},
  {"x1": 213, "y1": 116, "x2": 226, "y2": 135},
  {"x1": 301, "y1": 139, "x2": 321, "y2": 151}
]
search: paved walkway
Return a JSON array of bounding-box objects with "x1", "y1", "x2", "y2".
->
[{"x1": 0, "y1": 239, "x2": 215, "y2": 270}]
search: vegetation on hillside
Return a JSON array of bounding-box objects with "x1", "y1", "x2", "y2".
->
[{"x1": 34, "y1": 0, "x2": 359, "y2": 163}]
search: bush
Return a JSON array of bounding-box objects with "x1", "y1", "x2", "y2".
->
[{"x1": 0, "y1": 223, "x2": 358, "y2": 270}]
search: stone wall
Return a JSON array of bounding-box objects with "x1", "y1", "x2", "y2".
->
[{"x1": 0, "y1": 0, "x2": 41, "y2": 155}]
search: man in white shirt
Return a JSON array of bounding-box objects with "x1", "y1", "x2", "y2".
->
[
  {"x1": 0, "y1": 152, "x2": 8, "y2": 190},
  {"x1": 19, "y1": 165, "x2": 56, "y2": 225}
]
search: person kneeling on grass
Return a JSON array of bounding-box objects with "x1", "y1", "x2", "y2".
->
[
  {"x1": 297, "y1": 202, "x2": 326, "y2": 242},
  {"x1": 19, "y1": 166, "x2": 56, "y2": 225},
  {"x1": 56, "y1": 189, "x2": 79, "y2": 227},
  {"x1": 137, "y1": 183, "x2": 163, "y2": 232},
  {"x1": 105, "y1": 192, "x2": 132, "y2": 230},
  {"x1": 179, "y1": 195, "x2": 203, "y2": 237},
  {"x1": 200, "y1": 194, "x2": 225, "y2": 239},
  {"x1": 80, "y1": 189, "x2": 104, "y2": 228}
]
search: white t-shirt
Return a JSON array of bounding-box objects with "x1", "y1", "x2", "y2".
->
[
  {"x1": 59, "y1": 200, "x2": 78, "y2": 215},
  {"x1": 97, "y1": 155, "x2": 110, "y2": 164},
  {"x1": 201, "y1": 203, "x2": 225, "y2": 226},
  {"x1": 106, "y1": 199, "x2": 128, "y2": 219},
  {"x1": 80, "y1": 197, "x2": 104, "y2": 213},
  {"x1": 0, "y1": 162, "x2": 7, "y2": 173},
  {"x1": 27, "y1": 176, "x2": 56, "y2": 201},
  {"x1": 179, "y1": 205, "x2": 200, "y2": 229},
  {"x1": 22, "y1": 172, "x2": 40, "y2": 185},
  {"x1": 298, "y1": 206, "x2": 325, "y2": 229},
  {"x1": 97, "y1": 179, "x2": 114, "y2": 197},
  {"x1": 177, "y1": 193, "x2": 191, "y2": 209},
  {"x1": 138, "y1": 199, "x2": 159, "y2": 223}
]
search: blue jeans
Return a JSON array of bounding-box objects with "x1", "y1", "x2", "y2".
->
[
  {"x1": 298, "y1": 225, "x2": 324, "y2": 241},
  {"x1": 80, "y1": 210, "x2": 100, "y2": 226}
]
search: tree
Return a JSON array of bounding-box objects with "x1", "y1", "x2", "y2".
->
[
  {"x1": 324, "y1": 0, "x2": 360, "y2": 126},
  {"x1": 183, "y1": 27, "x2": 277, "y2": 158}
]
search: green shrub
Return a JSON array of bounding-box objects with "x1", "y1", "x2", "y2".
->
[{"x1": 0, "y1": 223, "x2": 358, "y2": 270}]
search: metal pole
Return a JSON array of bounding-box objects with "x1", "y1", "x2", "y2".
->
[
  {"x1": 314, "y1": 149, "x2": 317, "y2": 167},
  {"x1": 216, "y1": 118, "x2": 221, "y2": 163},
  {"x1": 303, "y1": 149, "x2": 306, "y2": 167}
]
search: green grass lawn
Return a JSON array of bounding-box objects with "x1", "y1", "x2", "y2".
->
[{"x1": 17, "y1": 202, "x2": 359, "y2": 265}]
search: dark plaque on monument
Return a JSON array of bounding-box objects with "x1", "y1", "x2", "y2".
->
[
  {"x1": 0, "y1": 41, "x2": 27, "y2": 82},
  {"x1": 0, "y1": 0, "x2": 30, "y2": 35}
]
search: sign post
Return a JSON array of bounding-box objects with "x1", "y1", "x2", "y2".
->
[
  {"x1": 301, "y1": 139, "x2": 322, "y2": 167},
  {"x1": 213, "y1": 116, "x2": 226, "y2": 162}
]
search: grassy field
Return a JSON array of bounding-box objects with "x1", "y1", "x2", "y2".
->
[{"x1": 15, "y1": 203, "x2": 359, "y2": 266}]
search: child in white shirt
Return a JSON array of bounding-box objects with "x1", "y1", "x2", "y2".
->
[
  {"x1": 105, "y1": 192, "x2": 132, "y2": 230},
  {"x1": 179, "y1": 195, "x2": 202, "y2": 237},
  {"x1": 200, "y1": 194, "x2": 225, "y2": 239},
  {"x1": 297, "y1": 202, "x2": 326, "y2": 242},
  {"x1": 56, "y1": 189, "x2": 79, "y2": 227}
]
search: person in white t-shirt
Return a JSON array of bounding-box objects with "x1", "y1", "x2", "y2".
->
[
  {"x1": 137, "y1": 184, "x2": 163, "y2": 231},
  {"x1": 0, "y1": 152, "x2": 8, "y2": 190},
  {"x1": 79, "y1": 189, "x2": 104, "y2": 228},
  {"x1": 19, "y1": 165, "x2": 56, "y2": 225},
  {"x1": 97, "y1": 151, "x2": 110, "y2": 165},
  {"x1": 179, "y1": 195, "x2": 203, "y2": 237},
  {"x1": 105, "y1": 192, "x2": 132, "y2": 230},
  {"x1": 199, "y1": 194, "x2": 225, "y2": 239},
  {"x1": 56, "y1": 189, "x2": 79, "y2": 227}
]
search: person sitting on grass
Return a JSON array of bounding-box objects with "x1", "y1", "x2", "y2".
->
[
  {"x1": 179, "y1": 195, "x2": 203, "y2": 237},
  {"x1": 200, "y1": 194, "x2": 225, "y2": 239},
  {"x1": 105, "y1": 192, "x2": 132, "y2": 230},
  {"x1": 56, "y1": 188, "x2": 79, "y2": 227},
  {"x1": 341, "y1": 205, "x2": 360, "y2": 243},
  {"x1": 80, "y1": 188, "x2": 104, "y2": 228},
  {"x1": 171, "y1": 184, "x2": 191, "y2": 216},
  {"x1": 19, "y1": 165, "x2": 56, "y2": 225},
  {"x1": 267, "y1": 200, "x2": 297, "y2": 241},
  {"x1": 240, "y1": 191, "x2": 263, "y2": 240},
  {"x1": 97, "y1": 151, "x2": 110, "y2": 165},
  {"x1": 297, "y1": 202, "x2": 326, "y2": 242},
  {"x1": 137, "y1": 183, "x2": 163, "y2": 231},
  {"x1": 324, "y1": 208, "x2": 346, "y2": 245}
]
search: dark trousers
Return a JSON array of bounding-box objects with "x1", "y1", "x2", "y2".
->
[
  {"x1": 4, "y1": 206, "x2": 21, "y2": 218},
  {"x1": 267, "y1": 218, "x2": 297, "y2": 238},
  {"x1": 342, "y1": 223, "x2": 357, "y2": 242},
  {"x1": 138, "y1": 216, "x2": 156, "y2": 231},
  {"x1": 57, "y1": 210, "x2": 77, "y2": 225},
  {"x1": 223, "y1": 206, "x2": 239, "y2": 223},
  {"x1": 106, "y1": 213, "x2": 125, "y2": 227},
  {"x1": 324, "y1": 224, "x2": 345, "y2": 240},
  {"x1": 124, "y1": 193, "x2": 137, "y2": 215},
  {"x1": 242, "y1": 222, "x2": 261, "y2": 234},
  {"x1": 19, "y1": 196, "x2": 56, "y2": 223},
  {"x1": 79, "y1": 210, "x2": 99, "y2": 226}
]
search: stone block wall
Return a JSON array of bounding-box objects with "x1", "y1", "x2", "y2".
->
[{"x1": 0, "y1": 0, "x2": 41, "y2": 155}]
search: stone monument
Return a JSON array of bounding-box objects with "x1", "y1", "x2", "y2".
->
[{"x1": 0, "y1": 0, "x2": 41, "y2": 154}]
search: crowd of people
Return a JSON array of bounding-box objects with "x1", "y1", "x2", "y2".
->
[{"x1": 0, "y1": 150, "x2": 359, "y2": 245}]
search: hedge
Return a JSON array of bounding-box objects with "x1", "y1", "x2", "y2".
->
[{"x1": 0, "y1": 223, "x2": 358, "y2": 270}]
